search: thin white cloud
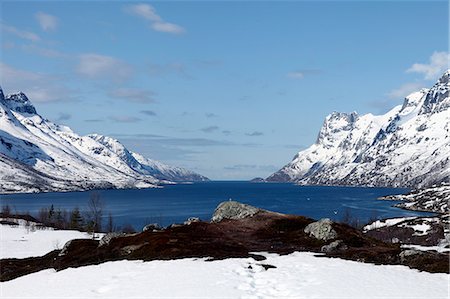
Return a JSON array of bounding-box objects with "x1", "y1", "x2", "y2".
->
[
  {"x1": 76, "y1": 53, "x2": 133, "y2": 82},
  {"x1": 151, "y1": 22, "x2": 184, "y2": 34},
  {"x1": 1, "y1": 24, "x2": 40, "y2": 42},
  {"x1": 387, "y1": 82, "x2": 424, "y2": 99},
  {"x1": 126, "y1": 3, "x2": 185, "y2": 34},
  {"x1": 287, "y1": 72, "x2": 305, "y2": 79},
  {"x1": 35, "y1": 12, "x2": 58, "y2": 32},
  {"x1": 107, "y1": 87, "x2": 156, "y2": 103},
  {"x1": 406, "y1": 51, "x2": 449, "y2": 80},
  {"x1": 0, "y1": 62, "x2": 72, "y2": 103},
  {"x1": 126, "y1": 3, "x2": 161, "y2": 22},
  {"x1": 287, "y1": 69, "x2": 321, "y2": 80},
  {"x1": 21, "y1": 44, "x2": 67, "y2": 58}
]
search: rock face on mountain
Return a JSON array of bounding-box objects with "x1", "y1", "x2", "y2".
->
[
  {"x1": 0, "y1": 87, "x2": 208, "y2": 193},
  {"x1": 267, "y1": 70, "x2": 450, "y2": 188}
]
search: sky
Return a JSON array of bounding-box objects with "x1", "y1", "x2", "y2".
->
[{"x1": 0, "y1": 1, "x2": 448, "y2": 180}]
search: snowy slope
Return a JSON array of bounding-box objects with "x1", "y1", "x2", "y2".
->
[
  {"x1": 268, "y1": 70, "x2": 450, "y2": 188},
  {"x1": 0, "y1": 219, "x2": 95, "y2": 259},
  {"x1": 1, "y1": 252, "x2": 448, "y2": 298},
  {"x1": 0, "y1": 87, "x2": 208, "y2": 193},
  {"x1": 381, "y1": 184, "x2": 450, "y2": 213}
]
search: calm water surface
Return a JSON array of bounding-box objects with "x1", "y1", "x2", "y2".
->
[{"x1": 0, "y1": 182, "x2": 430, "y2": 229}]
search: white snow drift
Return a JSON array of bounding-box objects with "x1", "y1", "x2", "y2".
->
[{"x1": 1, "y1": 252, "x2": 448, "y2": 299}]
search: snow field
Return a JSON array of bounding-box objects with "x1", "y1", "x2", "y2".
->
[
  {"x1": 0, "y1": 219, "x2": 95, "y2": 259},
  {"x1": 1, "y1": 252, "x2": 449, "y2": 299}
]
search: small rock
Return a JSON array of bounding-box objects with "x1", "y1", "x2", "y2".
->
[
  {"x1": 211, "y1": 201, "x2": 262, "y2": 223},
  {"x1": 260, "y1": 264, "x2": 277, "y2": 270},
  {"x1": 321, "y1": 240, "x2": 348, "y2": 253},
  {"x1": 391, "y1": 237, "x2": 400, "y2": 243},
  {"x1": 304, "y1": 218, "x2": 338, "y2": 241},
  {"x1": 399, "y1": 249, "x2": 423, "y2": 263},
  {"x1": 142, "y1": 223, "x2": 162, "y2": 232},
  {"x1": 184, "y1": 217, "x2": 200, "y2": 225},
  {"x1": 120, "y1": 244, "x2": 144, "y2": 255},
  {"x1": 58, "y1": 240, "x2": 73, "y2": 256},
  {"x1": 99, "y1": 232, "x2": 125, "y2": 247}
]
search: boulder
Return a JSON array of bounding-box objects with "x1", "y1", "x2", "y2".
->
[
  {"x1": 99, "y1": 232, "x2": 125, "y2": 247},
  {"x1": 304, "y1": 218, "x2": 337, "y2": 241},
  {"x1": 142, "y1": 223, "x2": 162, "y2": 232},
  {"x1": 321, "y1": 240, "x2": 348, "y2": 253},
  {"x1": 211, "y1": 201, "x2": 262, "y2": 223},
  {"x1": 184, "y1": 217, "x2": 200, "y2": 225},
  {"x1": 58, "y1": 240, "x2": 74, "y2": 256}
]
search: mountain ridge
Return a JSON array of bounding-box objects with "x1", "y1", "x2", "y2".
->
[
  {"x1": 0, "y1": 87, "x2": 208, "y2": 194},
  {"x1": 267, "y1": 70, "x2": 450, "y2": 188}
]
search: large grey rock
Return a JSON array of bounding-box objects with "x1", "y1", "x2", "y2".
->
[
  {"x1": 304, "y1": 218, "x2": 338, "y2": 241},
  {"x1": 321, "y1": 240, "x2": 348, "y2": 253},
  {"x1": 211, "y1": 201, "x2": 262, "y2": 223}
]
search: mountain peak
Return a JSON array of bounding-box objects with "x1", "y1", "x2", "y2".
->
[
  {"x1": 268, "y1": 72, "x2": 450, "y2": 188},
  {"x1": 316, "y1": 111, "x2": 359, "y2": 146},
  {"x1": 439, "y1": 69, "x2": 450, "y2": 84},
  {"x1": 419, "y1": 69, "x2": 450, "y2": 115},
  {"x1": 4, "y1": 91, "x2": 37, "y2": 115}
]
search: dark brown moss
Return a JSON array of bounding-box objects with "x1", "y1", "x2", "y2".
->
[{"x1": 2, "y1": 212, "x2": 449, "y2": 282}]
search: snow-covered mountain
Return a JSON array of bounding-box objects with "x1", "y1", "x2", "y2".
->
[
  {"x1": 0, "y1": 88, "x2": 208, "y2": 194},
  {"x1": 267, "y1": 70, "x2": 450, "y2": 188}
]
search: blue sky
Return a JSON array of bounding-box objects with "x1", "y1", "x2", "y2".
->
[{"x1": 0, "y1": 1, "x2": 448, "y2": 180}]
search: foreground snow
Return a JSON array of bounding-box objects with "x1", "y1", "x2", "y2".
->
[
  {"x1": 0, "y1": 219, "x2": 94, "y2": 259},
  {"x1": 1, "y1": 252, "x2": 449, "y2": 299},
  {"x1": 1, "y1": 221, "x2": 449, "y2": 298}
]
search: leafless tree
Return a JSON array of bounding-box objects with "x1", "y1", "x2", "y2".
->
[{"x1": 87, "y1": 192, "x2": 104, "y2": 238}]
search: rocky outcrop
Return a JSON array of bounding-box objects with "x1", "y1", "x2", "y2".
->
[
  {"x1": 142, "y1": 223, "x2": 162, "y2": 232},
  {"x1": 304, "y1": 218, "x2": 337, "y2": 241},
  {"x1": 99, "y1": 232, "x2": 126, "y2": 247},
  {"x1": 211, "y1": 201, "x2": 263, "y2": 223},
  {"x1": 380, "y1": 184, "x2": 450, "y2": 214},
  {"x1": 321, "y1": 240, "x2": 348, "y2": 253}
]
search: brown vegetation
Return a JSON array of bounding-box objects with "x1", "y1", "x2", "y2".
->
[{"x1": 1, "y1": 210, "x2": 448, "y2": 282}]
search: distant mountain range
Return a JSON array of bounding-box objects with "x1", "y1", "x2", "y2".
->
[
  {"x1": 268, "y1": 70, "x2": 450, "y2": 188},
  {"x1": 0, "y1": 88, "x2": 208, "y2": 193}
]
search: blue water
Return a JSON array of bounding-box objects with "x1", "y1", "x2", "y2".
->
[{"x1": 0, "y1": 182, "x2": 431, "y2": 230}]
